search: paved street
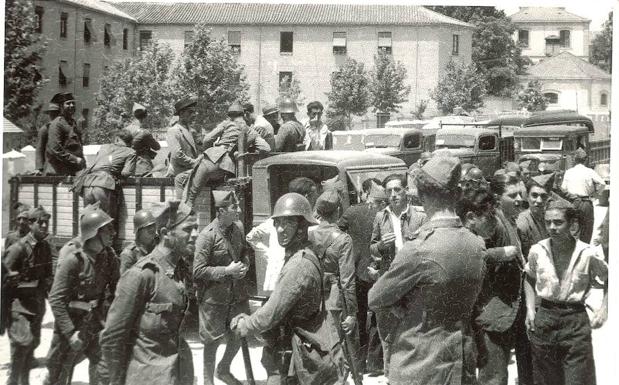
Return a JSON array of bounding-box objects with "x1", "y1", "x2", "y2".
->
[{"x1": 0, "y1": 206, "x2": 610, "y2": 385}]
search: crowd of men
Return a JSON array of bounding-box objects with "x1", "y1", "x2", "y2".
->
[{"x1": 0, "y1": 90, "x2": 611, "y2": 385}]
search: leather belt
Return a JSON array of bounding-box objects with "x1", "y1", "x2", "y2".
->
[{"x1": 540, "y1": 299, "x2": 585, "y2": 311}]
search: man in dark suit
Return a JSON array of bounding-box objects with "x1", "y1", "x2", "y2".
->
[
  {"x1": 44, "y1": 93, "x2": 86, "y2": 176},
  {"x1": 167, "y1": 98, "x2": 200, "y2": 198}
]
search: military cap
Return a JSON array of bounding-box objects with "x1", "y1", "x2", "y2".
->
[
  {"x1": 132, "y1": 102, "x2": 147, "y2": 113},
  {"x1": 262, "y1": 104, "x2": 279, "y2": 116},
  {"x1": 228, "y1": 101, "x2": 244, "y2": 114},
  {"x1": 28, "y1": 206, "x2": 50, "y2": 221},
  {"x1": 529, "y1": 172, "x2": 555, "y2": 191},
  {"x1": 50, "y1": 93, "x2": 64, "y2": 104},
  {"x1": 315, "y1": 190, "x2": 341, "y2": 216},
  {"x1": 505, "y1": 162, "x2": 521, "y2": 174},
  {"x1": 419, "y1": 156, "x2": 461, "y2": 189},
  {"x1": 213, "y1": 190, "x2": 239, "y2": 208},
  {"x1": 174, "y1": 97, "x2": 197, "y2": 115},
  {"x1": 574, "y1": 148, "x2": 588, "y2": 161},
  {"x1": 519, "y1": 160, "x2": 532, "y2": 171},
  {"x1": 59, "y1": 92, "x2": 75, "y2": 103},
  {"x1": 14, "y1": 203, "x2": 31, "y2": 219},
  {"x1": 546, "y1": 196, "x2": 574, "y2": 211}
]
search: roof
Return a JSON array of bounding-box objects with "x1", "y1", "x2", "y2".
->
[
  {"x1": 486, "y1": 115, "x2": 529, "y2": 127},
  {"x1": 108, "y1": 2, "x2": 474, "y2": 27},
  {"x1": 62, "y1": 0, "x2": 137, "y2": 22},
  {"x1": 523, "y1": 52, "x2": 611, "y2": 80},
  {"x1": 3, "y1": 118, "x2": 24, "y2": 134},
  {"x1": 509, "y1": 7, "x2": 590, "y2": 23},
  {"x1": 524, "y1": 109, "x2": 594, "y2": 132},
  {"x1": 253, "y1": 151, "x2": 406, "y2": 169},
  {"x1": 515, "y1": 125, "x2": 591, "y2": 137},
  {"x1": 436, "y1": 126, "x2": 500, "y2": 137}
]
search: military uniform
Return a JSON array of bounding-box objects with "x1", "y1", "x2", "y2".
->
[
  {"x1": 118, "y1": 241, "x2": 150, "y2": 275},
  {"x1": 101, "y1": 248, "x2": 193, "y2": 385},
  {"x1": 46, "y1": 238, "x2": 119, "y2": 385},
  {"x1": 253, "y1": 115, "x2": 277, "y2": 150},
  {"x1": 125, "y1": 120, "x2": 161, "y2": 177},
  {"x1": 2, "y1": 232, "x2": 53, "y2": 385},
  {"x1": 274, "y1": 119, "x2": 305, "y2": 152},
  {"x1": 35, "y1": 122, "x2": 51, "y2": 173},
  {"x1": 4, "y1": 230, "x2": 29, "y2": 252},
  {"x1": 517, "y1": 209, "x2": 549, "y2": 258},
  {"x1": 45, "y1": 115, "x2": 85, "y2": 176},
  {"x1": 368, "y1": 216, "x2": 486, "y2": 385}
]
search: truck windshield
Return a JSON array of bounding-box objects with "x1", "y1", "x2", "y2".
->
[
  {"x1": 435, "y1": 134, "x2": 475, "y2": 149},
  {"x1": 364, "y1": 135, "x2": 401, "y2": 149},
  {"x1": 521, "y1": 137, "x2": 563, "y2": 151},
  {"x1": 332, "y1": 134, "x2": 365, "y2": 150}
]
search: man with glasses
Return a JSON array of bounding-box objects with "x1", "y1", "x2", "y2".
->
[{"x1": 517, "y1": 173, "x2": 554, "y2": 257}]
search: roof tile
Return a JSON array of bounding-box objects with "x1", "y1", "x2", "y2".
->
[
  {"x1": 523, "y1": 52, "x2": 610, "y2": 80},
  {"x1": 510, "y1": 7, "x2": 590, "y2": 23},
  {"x1": 62, "y1": 0, "x2": 137, "y2": 22}
]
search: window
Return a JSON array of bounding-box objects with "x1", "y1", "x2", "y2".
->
[
  {"x1": 279, "y1": 71, "x2": 293, "y2": 88},
  {"x1": 560, "y1": 30, "x2": 570, "y2": 48},
  {"x1": 123, "y1": 28, "x2": 128, "y2": 50},
  {"x1": 478, "y1": 135, "x2": 496, "y2": 151},
  {"x1": 84, "y1": 18, "x2": 93, "y2": 43},
  {"x1": 280, "y1": 32, "x2": 293, "y2": 54},
  {"x1": 228, "y1": 31, "x2": 241, "y2": 54},
  {"x1": 378, "y1": 32, "x2": 392, "y2": 54},
  {"x1": 543, "y1": 92, "x2": 559, "y2": 104},
  {"x1": 333, "y1": 32, "x2": 347, "y2": 55},
  {"x1": 518, "y1": 30, "x2": 529, "y2": 48},
  {"x1": 82, "y1": 63, "x2": 90, "y2": 87},
  {"x1": 452, "y1": 34, "x2": 460, "y2": 55},
  {"x1": 545, "y1": 35, "x2": 561, "y2": 56},
  {"x1": 404, "y1": 134, "x2": 421, "y2": 149},
  {"x1": 60, "y1": 12, "x2": 68, "y2": 38},
  {"x1": 601, "y1": 92, "x2": 608, "y2": 106},
  {"x1": 104, "y1": 23, "x2": 112, "y2": 47},
  {"x1": 184, "y1": 31, "x2": 194, "y2": 49},
  {"x1": 59, "y1": 60, "x2": 68, "y2": 87},
  {"x1": 34, "y1": 6, "x2": 43, "y2": 33},
  {"x1": 139, "y1": 30, "x2": 152, "y2": 51}
]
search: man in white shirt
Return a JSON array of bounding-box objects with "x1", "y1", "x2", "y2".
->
[
  {"x1": 560, "y1": 148, "x2": 606, "y2": 243},
  {"x1": 303, "y1": 101, "x2": 332, "y2": 150}
]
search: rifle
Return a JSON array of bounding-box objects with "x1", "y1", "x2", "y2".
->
[
  {"x1": 335, "y1": 274, "x2": 363, "y2": 385},
  {"x1": 240, "y1": 337, "x2": 256, "y2": 385}
]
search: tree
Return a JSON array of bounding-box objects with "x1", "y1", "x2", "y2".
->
[
  {"x1": 431, "y1": 60, "x2": 486, "y2": 114},
  {"x1": 277, "y1": 74, "x2": 305, "y2": 107},
  {"x1": 590, "y1": 12, "x2": 612, "y2": 73},
  {"x1": 429, "y1": 6, "x2": 530, "y2": 97},
  {"x1": 411, "y1": 100, "x2": 428, "y2": 120},
  {"x1": 170, "y1": 24, "x2": 250, "y2": 127},
  {"x1": 4, "y1": 0, "x2": 46, "y2": 139},
  {"x1": 369, "y1": 52, "x2": 411, "y2": 114},
  {"x1": 516, "y1": 81, "x2": 548, "y2": 112},
  {"x1": 93, "y1": 42, "x2": 176, "y2": 144},
  {"x1": 325, "y1": 58, "x2": 370, "y2": 130}
]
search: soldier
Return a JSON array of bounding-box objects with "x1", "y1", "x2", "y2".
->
[
  {"x1": 182, "y1": 101, "x2": 270, "y2": 207},
  {"x1": 74, "y1": 129, "x2": 137, "y2": 218},
  {"x1": 243, "y1": 102, "x2": 256, "y2": 126},
  {"x1": 274, "y1": 97, "x2": 305, "y2": 152},
  {"x1": 44, "y1": 92, "x2": 86, "y2": 176},
  {"x1": 303, "y1": 101, "x2": 332, "y2": 150},
  {"x1": 253, "y1": 104, "x2": 279, "y2": 150},
  {"x1": 118, "y1": 208, "x2": 158, "y2": 274},
  {"x1": 4, "y1": 203, "x2": 31, "y2": 251},
  {"x1": 35, "y1": 94, "x2": 62, "y2": 175},
  {"x1": 45, "y1": 203, "x2": 119, "y2": 385},
  {"x1": 2, "y1": 206, "x2": 53, "y2": 385},
  {"x1": 368, "y1": 156, "x2": 486, "y2": 385},
  {"x1": 517, "y1": 173, "x2": 554, "y2": 257},
  {"x1": 167, "y1": 97, "x2": 200, "y2": 198},
  {"x1": 100, "y1": 201, "x2": 197, "y2": 385},
  {"x1": 560, "y1": 148, "x2": 606, "y2": 243},
  {"x1": 193, "y1": 191, "x2": 250, "y2": 385},
  {"x1": 125, "y1": 102, "x2": 162, "y2": 177},
  {"x1": 231, "y1": 193, "x2": 323, "y2": 384}
]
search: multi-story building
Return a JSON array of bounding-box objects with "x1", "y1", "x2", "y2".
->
[
  {"x1": 33, "y1": 0, "x2": 137, "y2": 132},
  {"x1": 510, "y1": 7, "x2": 591, "y2": 63},
  {"x1": 113, "y1": 2, "x2": 474, "y2": 117}
]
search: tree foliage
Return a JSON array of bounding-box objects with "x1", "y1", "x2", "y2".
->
[
  {"x1": 369, "y1": 52, "x2": 411, "y2": 113},
  {"x1": 170, "y1": 24, "x2": 250, "y2": 127},
  {"x1": 93, "y1": 42, "x2": 176, "y2": 144},
  {"x1": 431, "y1": 60, "x2": 486, "y2": 114},
  {"x1": 277, "y1": 74, "x2": 305, "y2": 107},
  {"x1": 516, "y1": 81, "x2": 548, "y2": 112},
  {"x1": 590, "y1": 12, "x2": 612, "y2": 73},
  {"x1": 4, "y1": 0, "x2": 46, "y2": 135},
  {"x1": 325, "y1": 58, "x2": 370, "y2": 130}
]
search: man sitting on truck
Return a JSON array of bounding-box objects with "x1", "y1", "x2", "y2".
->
[
  {"x1": 125, "y1": 103, "x2": 161, "y2": 177},
  {"x1": 44, "y1": 92, "x2": 86, "y2": 176}
]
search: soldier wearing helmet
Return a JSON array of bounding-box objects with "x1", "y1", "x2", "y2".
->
[
  {"x1": 275, "y1": 97, "x2": 305, "y2": 152},
  {"x1": 101, "y1": 200, "x2": 197, "y2": 385},
  {"x1": 2, "y1": 206, "x2": 53, "y2": 385},
  {"x1": 118, "y1": 208, "x2": 158, "y2": 274},
  {"x1": 46, "y1": 202, "x2": 120, "y2": 385},
  {"x1": 181, "y1": 100, "x2": 270, "y2": 208},
  {"x1": 231, "y1": 193, "x2": 326, "y2": 384}
]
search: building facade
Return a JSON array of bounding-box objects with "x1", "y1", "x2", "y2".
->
[
  {"x1": 33, "y1": 0, "x2": 137, "y2": 132},
  {"x1": 114, "y1": 3, "x2": 474, "y2": 117},
  {"x1": 510, "y1": 7, "x2": 591, "y2": 63}
]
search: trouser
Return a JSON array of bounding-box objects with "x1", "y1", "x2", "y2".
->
[
  {"x1": 327, "y1": 309, "x2": 357, "y2": 383},
  {"x1": 375, "y1": 309, "x2": 393, "y2": 377},
  {"x1": 135, "y1": 155, "x2": 154, "y2": 177},
  {"x1": 174, "y1": 170, "x2": 192, "y2": 199},
  {"x1": 83, "y1": 186, "x2": 117, "y2": 217},
  {"x1": 261, "y1": 327, "x2": 297, "y2": 385},
  {"x1": 528, "y1": 301, "x2": 595, "y2": 385},
  {"x1": 7, "y1": 311, "x2": 44, "y2": 385},
  {"x1": 45, "y1": 328, "x2": 108, "y2": 385},
  {"x1": 366, "y1": 311, "x2": 384, "y2": 373},
  {"x1": 355, "y1": 278, "x2": 372, "y2": 372},
  {"x1": 181, "y1": 158, "x2": 232, "y2": 207},
  {"x1": 572, "y1": 198, "x2": 594, "y2": 243}
]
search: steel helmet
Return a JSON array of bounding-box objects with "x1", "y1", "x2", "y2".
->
[
  {"x1": 465, "y1": 167, "x2": 484, "y2": 181},
  {"x1": 228, "y1": 101, "x2": 244, "y2": 114},
  {"x1": 133, "y1": 209, "x2": 156, "y2": 233},
  {"x1": 80, "y1": 204, "x2": 113, "y2": 242},
  {"x1": 272, "y1": 193, "x2": 319, "y2": 225},
  {"x1": 278, "y1": 97, "x2": 298, "y2": 114}
]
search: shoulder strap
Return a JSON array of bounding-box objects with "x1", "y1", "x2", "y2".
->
[{"x1": 302, "y1": 250, "x2": 327, "y2": 314}]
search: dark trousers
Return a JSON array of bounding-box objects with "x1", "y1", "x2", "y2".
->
[
  {"x1": 180, "y1": 159, "x2": 231, "y2": 207},
  {"x1": 355, "y1": 278, "x2": 372, "y2": 372},
  {"x1": 45, "y1": 329, "x2": 108, "y2": 385},
  {"x1": 7, "y1": 311, "x2": 44, "y2": 385},
  {"x1": 573, "y1": 198, "x2": 594, "y2": 243},
  {"x1": 528, "y1": 303, "x2": 595, "y2": 385},
  {"x1": 366, "y1": 311, "x2": 384, "y2": 373}
]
